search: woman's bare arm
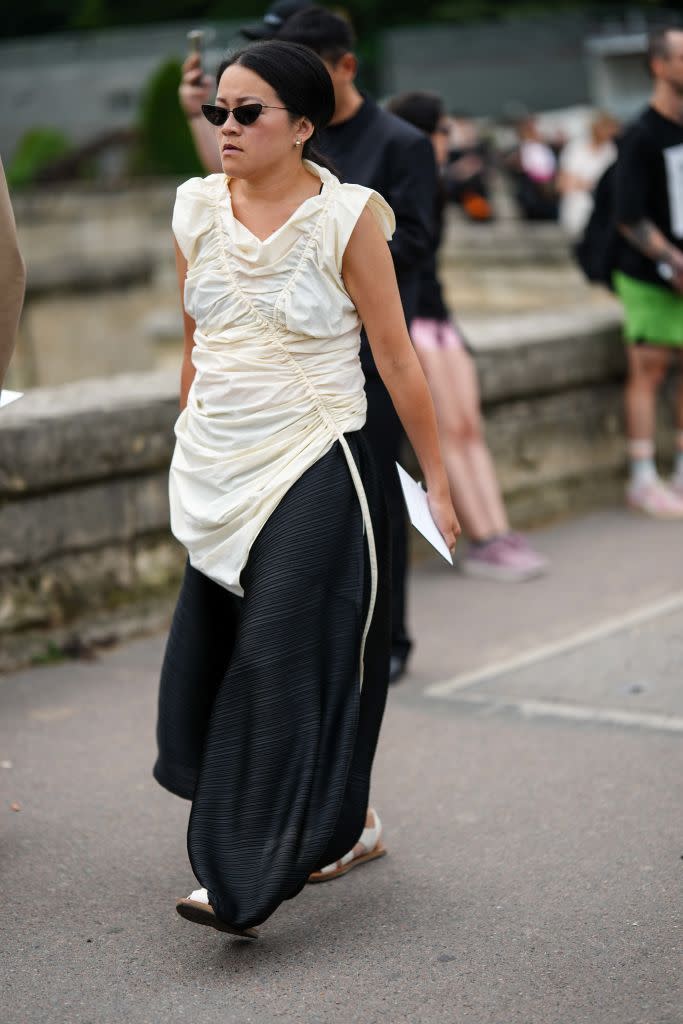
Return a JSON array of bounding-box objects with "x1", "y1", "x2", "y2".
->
[
  {"x1": 0, "y1": 158, "x2": 26, "y2": 392},
  {"x1": 174, "y1": 238, "x2": 196, "y2": 410},
  {"x1": 342, "y1": 207, "x2": 461, "y2": 550}
]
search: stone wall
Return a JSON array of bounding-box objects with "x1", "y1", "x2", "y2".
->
[
  {"x1": 10, "y1": 182, "x2": 182, "y2": 390},
  {"x1": 5, "y1": 304, "x2": 673, "y2": 672},
  {"x1": 0, "y1": 372, "x2": 183, "y2": 671}
]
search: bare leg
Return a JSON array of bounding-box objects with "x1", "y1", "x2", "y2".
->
[
  {"x1": 447, "y1": 346, "x2": 510, "y2": 535},
  {"x1": 672, "y1": 351, "x2": 683, "y2": 485},
  {"x1": 416, "y1": 345, "x2": 508, "y2": 539},
  {"x1": 622, "y1": 344, "x2": 683, "y2": 516},
  {"x1": 625, "y1": 344, "x2": 670, "y2": 441}
]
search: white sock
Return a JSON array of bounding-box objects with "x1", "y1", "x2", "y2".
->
[{"x1": 628, "y1": 440, "x2": 657, "y2": 489}]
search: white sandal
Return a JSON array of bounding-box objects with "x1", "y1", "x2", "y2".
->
[
  {"x1": 308, "y1": 808, "x2": 387, "y2": 883},
  {"x1": 175, "y1": 888, "x2": 258, "y2": 939}
]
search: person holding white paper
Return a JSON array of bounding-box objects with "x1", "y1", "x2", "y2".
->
[
  {"x1": 0, "y1": 158, "x2": 26, "y2": 400},
  {"x1": 154, "y1": 41, "x2": 459, "y2": 939}
]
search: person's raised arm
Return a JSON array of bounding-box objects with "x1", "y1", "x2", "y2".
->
[
  {"x1": 174, "y1": 238, "x2": 196, "y2": 410},
  {"x1": 343, "y1": 207, "x2": 460, "y2": 551},
  {"x1": 179, "y1": 53, "x2": 222, "y2": 175}
]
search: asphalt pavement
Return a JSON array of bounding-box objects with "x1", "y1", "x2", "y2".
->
[{"x1": 1, "y1": 506, "x2": 682, "y2": 1024}]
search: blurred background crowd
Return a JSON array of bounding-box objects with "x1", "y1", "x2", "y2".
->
[
  {"x1": 0, "y1": 3, "x2": 671, "y2": 209},
  {"x1": 3, "y1": 2, "x2": 679, "y2": 395}
]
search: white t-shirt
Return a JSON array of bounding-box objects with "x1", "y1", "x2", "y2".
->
[{"x1": 559, "y1": 137, "x2": 617, "y2": 238}]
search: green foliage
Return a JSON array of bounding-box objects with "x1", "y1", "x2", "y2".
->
[
  {"x1": 5, "y1": 128, "x2": 72, "y2": 188},
  {"x1": 30, "y1": 642, "x2": 67, "y2": 667},
  {"x1": 1, "y1": 1, "x2": 676, "y2": 39},
  {"x1": 70, "y1": 0, "x2": 217, "y2": 31},
  {"x1": 130, "y1": 57, "x2": 205, "y2": 178}
]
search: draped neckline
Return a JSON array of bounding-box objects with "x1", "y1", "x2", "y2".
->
[{"x1": 222, "y1": 161, "x2": 333, "y2": 253}]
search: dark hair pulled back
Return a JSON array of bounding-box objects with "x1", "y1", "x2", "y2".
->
[
  {"x1": 386, "y1": 91, "x2": 444, "y2": 137},
  {"x1": 216, "y1": 40, "x2": 337, "y2": 172},
  {"x1": 387, "y1": 90, "x2": 447, "y2": 218}
]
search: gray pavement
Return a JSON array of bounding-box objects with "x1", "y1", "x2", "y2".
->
[{"x1": 1, "y1": 507, "x2": 682, "y2": 1024}]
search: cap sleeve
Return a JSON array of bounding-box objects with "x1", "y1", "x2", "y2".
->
[
  {"x1": 172, "y1": 175, "x2": 217, "y2": 263},
  {"x1": 332, "y1": 183, "x2": 396, "y2": 272}
]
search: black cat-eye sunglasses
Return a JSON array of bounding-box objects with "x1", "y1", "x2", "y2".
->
[{"x1": 201, "y1": 102, "x2": 290, "y2": 127}]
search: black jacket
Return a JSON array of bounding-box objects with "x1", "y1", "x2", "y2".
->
[{"x1": 319, "y1": 96, "x2": 438, "y2": 371}]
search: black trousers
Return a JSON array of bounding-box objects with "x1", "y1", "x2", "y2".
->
[
  {"x1": 363, "y1": 371, "x2": 412, "y2": 659},
  {"x1": 154, "y1": 433, "x2": 391, "y2": 930}
]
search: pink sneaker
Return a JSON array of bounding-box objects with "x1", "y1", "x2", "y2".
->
[
  {"x1": 503, "y1": 532, "x2": 549, "y2": 570},
  {"x1": 461, "y1": 536, "x2": 547, "y2": 582},
  {"x1": 627, "y1": 479, "x2": 683, "y2": 519}
]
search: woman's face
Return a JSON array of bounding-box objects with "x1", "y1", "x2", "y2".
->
[{"x1": 214, "y1": 64, "x2": 312, "y2": 178}]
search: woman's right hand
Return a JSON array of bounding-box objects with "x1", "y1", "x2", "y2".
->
[
  {"x1": 179, "y1": 54, "x2": 213, "y2": 118},
  {"x1": 428, "y1": 489, "x2": 461, "y2": 555}
]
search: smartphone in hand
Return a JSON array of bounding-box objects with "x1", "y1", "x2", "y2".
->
[{"x1": 186, "y1": 29, "x2": 204, "y2": 85}]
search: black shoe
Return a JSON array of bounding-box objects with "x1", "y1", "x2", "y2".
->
[{"x1": 389, "y1": 653, "x2": 408, "y2": 684}]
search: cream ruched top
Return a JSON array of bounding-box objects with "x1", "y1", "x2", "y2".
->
[{"x1": 169, "y1": 162, "x2": 395, "y2": 671}]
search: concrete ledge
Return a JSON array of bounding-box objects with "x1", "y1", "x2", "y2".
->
[
  {"x1": 0, "y1": 305, "x2": 673, "y2": 671},
  {"x1": 26, "y1": 254, "x2": 154, "y2": 298},
  {"x1": 0, "y1": 372, "x2": 184, "y2": 666},
  {"x1": 467, "y1": 306, "x2": 625, "y2": 403},
  {"x1": 0, "y1": 370, "x2": 177, "y2": 495}
]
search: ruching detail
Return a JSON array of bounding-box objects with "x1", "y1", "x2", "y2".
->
[
  {"x1": 210, "y1": 183, "x2": 377, "y2": 690},
  {"x1": 169, "y1": 164, "x2": 396, "y2": 690}
]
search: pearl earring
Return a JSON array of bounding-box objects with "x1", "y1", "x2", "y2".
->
[{"x1": 295, "y1": 138, "x2": 302, "y2": 147}]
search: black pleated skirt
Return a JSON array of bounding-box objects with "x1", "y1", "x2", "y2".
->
[{"x1": 154, "y1": 431, "x2": 391, "y2": 930}]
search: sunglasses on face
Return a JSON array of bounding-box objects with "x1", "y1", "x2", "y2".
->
[{"x1": 201, "y1": 102, "x2": 289, "y2": 127}]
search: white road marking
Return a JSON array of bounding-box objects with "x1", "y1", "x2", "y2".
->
[
  {"x1": 455, "y1": 694, "x2": 683, "y2": 733},
  {"x1": 425, "y1": 590, "x2": 683, "y2": 699}
]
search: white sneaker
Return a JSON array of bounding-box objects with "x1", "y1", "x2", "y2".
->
[{"x1": 627, "y1": 479, "x2": 683, "y2": 519}]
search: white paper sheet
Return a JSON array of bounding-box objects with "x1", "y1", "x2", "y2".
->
[
  {"x1": 0, "y1": 389, "x2": 23, "y2": 409},
  {"x1": 396, "y1": 462, "x2": 453, "y2": 565},
  {"x1": 664, "y1": 143, "x2": 683, "y2": 239}
]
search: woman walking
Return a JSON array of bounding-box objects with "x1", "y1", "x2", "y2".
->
[
  {"x1": 388, "y1": 91, "x2": 547, "y2": 581},
  {"x1": 154, "y1": 42, "x2": 459, "y2": 938}
]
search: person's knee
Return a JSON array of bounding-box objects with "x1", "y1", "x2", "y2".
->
[
  {"x1": 629, "y1": 366, "x2": 667, "y2": 390},
  {"x1": 628, "y1": 347, "x2": 670, "y2": 387},
  {"x1": 442, "y1": 411, "x2": 481, "y2": 445}
]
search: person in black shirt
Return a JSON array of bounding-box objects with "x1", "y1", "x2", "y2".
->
[
  {"x1": 613, "y1": 26, "x2": 683, "y2": 518},
  {"x1": 280, "y1": 9, "x2": 437, "y2": 679},
  {"x1": 179, "y1": 6, "x2": 438, "y2": 682}
]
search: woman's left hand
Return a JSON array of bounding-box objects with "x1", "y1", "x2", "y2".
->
[{"x1": 428, "y1": 490, "x2": 461, "y2": 554}]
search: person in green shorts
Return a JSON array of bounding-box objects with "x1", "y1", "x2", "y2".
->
[{"x1": 613, "y1": 26, "x2": 683, "y2": 518}]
